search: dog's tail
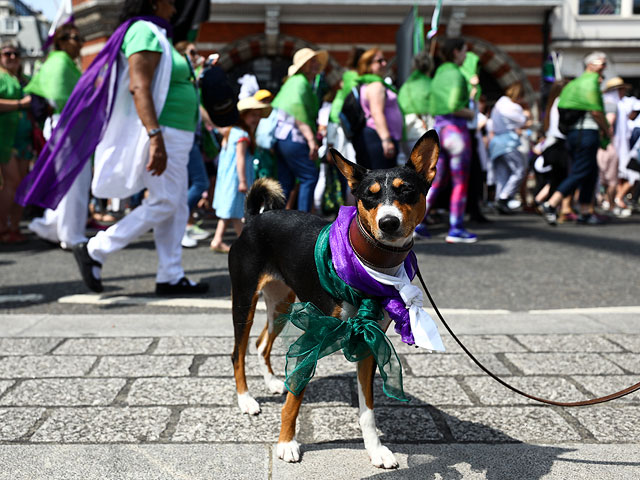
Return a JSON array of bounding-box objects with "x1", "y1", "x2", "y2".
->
[{"x1": 245, "y1": 178, "x2": 286, "y2": 218}]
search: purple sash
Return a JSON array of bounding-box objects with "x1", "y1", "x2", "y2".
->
[
  {"x1": 329, "y1": 206, "x2": 417, "y2": 345},
  {"x1": 16, "y1": 16, "x2": 172, "y2": 209}
]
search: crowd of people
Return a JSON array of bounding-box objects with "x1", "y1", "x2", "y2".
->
[{"x1": 1, "y1": 0, "x2": 638, "y2": 293}]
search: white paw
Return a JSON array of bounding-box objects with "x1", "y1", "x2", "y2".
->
[
  {"x1": 266, "y1": 377, "x2": 286, "y2": 395},
  {"x1": 276, "y1": 440, "x2": 301, "y2": 463},
  {"x1": 368, "y1": 445, "x2": 398, "y2": 469},
  {"x1": 237, "y1": 392, "x2": 261, "y2": 415}
]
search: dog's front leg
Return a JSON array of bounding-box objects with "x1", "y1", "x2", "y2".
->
[
  {"x1": 276, "y1": 389, "x2": 305, "y2": 462},
  {"x1": 357, "y1": 355, "x2": 398, "y2": 469}
]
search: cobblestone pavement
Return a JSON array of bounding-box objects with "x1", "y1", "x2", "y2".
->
[{"x1": 1, "y1": 313, "x2": 639, "y2": 479}]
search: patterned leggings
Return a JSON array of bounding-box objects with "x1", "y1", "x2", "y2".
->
[{"x1": 425, "y1": 120, "x2": 472, "y2": 230}]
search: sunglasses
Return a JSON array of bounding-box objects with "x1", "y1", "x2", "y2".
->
[
  {"x1": 372, "y1": 57, "x2": 387, "y2": 65},
  {"x1": 187, "y1": 49, "x2": 198, "y2": 56},
  {"x1": 1, "y1": 51, "x2": 19, "y2": 58},
  {"x1": 62, "y1": 34, "x2": 84, "y2": 43}
]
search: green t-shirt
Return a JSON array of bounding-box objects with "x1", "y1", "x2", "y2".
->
[
  {"x1": 0, "y1": 71, "x2": 22, "y2": 164},
  {"x1": 122, "y1": 21, "x2": 198, "y2": 132}
]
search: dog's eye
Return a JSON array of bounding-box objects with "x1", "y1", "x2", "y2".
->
[{"x1": 397, "y1": 185, "x2": 415, "y2": 195}]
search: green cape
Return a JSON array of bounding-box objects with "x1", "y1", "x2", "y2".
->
[
  {"x1": 460, "y1": 52, "x2": 481, "y2": 101},
  {"x1": 428, "y1": 62, "x2": 469, "y2": 116},
  {"x1": 24, "y1": 51, "x2": 81, "y2": 114},
  {"x1": 557, "y1": 71, "x2": 604, "y2": 112},
  {"x1": 272, "y1": 73, "x2": 320, "y2": 133},
  {"x1": 397, "y1": 70, "x2": 431, "y2": 115},
  {"x1": 329, "y1": 70, "x2": 359, "y2": 124}
]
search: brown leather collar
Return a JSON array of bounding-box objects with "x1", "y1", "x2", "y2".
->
[{"x1": 348, "y1": 215, "x2": 413, "y2": 269}]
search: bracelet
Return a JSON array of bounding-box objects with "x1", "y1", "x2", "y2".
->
[
  {"x1": 147, "y1": 127, "x2": 162, "y2": 137},
  {"x1": 382, "y1": 137, "x2": 392, "y2": 143}
]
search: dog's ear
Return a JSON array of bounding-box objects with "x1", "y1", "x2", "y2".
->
[
  {"x1": 330, "y1": 148, "x2": 368, "y2": 190},
  {"x1": 406, "y1": 130, "x2": 440, "y2": 184}
]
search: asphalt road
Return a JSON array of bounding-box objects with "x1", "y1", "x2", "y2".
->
[{"x1": 2, "y1": 210, "x2": 639, "y2": 314}]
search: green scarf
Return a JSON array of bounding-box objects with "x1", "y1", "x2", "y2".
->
[
  {"x1": 277, "y1": 224, "x2": 407, "y2": 401},
  {"x1": 557, "y1": 71, "x2": 604, "y2": 112},
  {"x1": 397, "y1": 70, "x2": 431, "y2": 115},
  {"x1": 428, "y1": 62, "x2": 469, "y2": 116},
  {"x1": 272, "y1": 73, "x2": 320, "y2": 133},
  {"x1": 24, "y1": 51, "x2": 81, "y2": 114},
  {"x1": 329, "y1": 70, "x2": 359, "y2": 124},
  {"x1": 460, "y1": 52, "x2": 481, "y2": 102}
]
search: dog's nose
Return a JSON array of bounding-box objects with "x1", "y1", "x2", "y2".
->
[{"x1": 378, "y1": 216, "x2": 400, "y2": 234}]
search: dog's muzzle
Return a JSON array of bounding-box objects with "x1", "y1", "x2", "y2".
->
[{"x1": 349, "y1": 216, "x2": 413, "y2": 269}]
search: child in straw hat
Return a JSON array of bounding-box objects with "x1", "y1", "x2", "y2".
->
[{"x1": 210, "y1": 95, "x2": 272, "y2": 252}]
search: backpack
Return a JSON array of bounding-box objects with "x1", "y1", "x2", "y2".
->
[
  {"x1": 339, "y1": 85, "x2": 366, "y2": 140},
  {"x1": 557, "y1": 108, "x2": 586, "y2": 135},
  {"x1": 255, "y1": 108, "x2": 278, "y2": 150}
]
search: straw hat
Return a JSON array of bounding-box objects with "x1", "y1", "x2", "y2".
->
[
  {"x1": 237, "y1": 96, "x2": 272, "y2": 118},
  {"x1": 287, "y1": 47, "x2": 328, "y2": 77},
  {"x1": 604, "y1": 76, "x2": 631, "y2": 92}
]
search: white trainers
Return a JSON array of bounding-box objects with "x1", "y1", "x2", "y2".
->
[
  {"x1": 181, "y1": 230, "x2": 197, "y2": 248},
  {"x1": 186, "y1": 224, "x2": 211, "y2": 241}
]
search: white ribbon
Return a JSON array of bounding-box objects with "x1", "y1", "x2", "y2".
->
[{"x1": 358, "y1": 260, "x2": 445, "y2": 352}]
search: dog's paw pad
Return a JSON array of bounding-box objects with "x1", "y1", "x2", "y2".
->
[
  {"x1": 277, "y1": 440, "x2": 300, "y2": 463},
  {"x1": 267, "y1": 378, "x2": 286, "y2": 394},
  {"x1": 237, "y1": 392, "x2": 261, "y2": 415},
  {"x1": 369, "y1": 446, "x2": 398, "y2": 469}
]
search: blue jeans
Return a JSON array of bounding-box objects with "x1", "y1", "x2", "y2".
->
[
  {"x1": 352, "y1": 126, "x2": 397, "y2": 170},
  {"x1": 187, "y1": 141, "x2": 210, "y2": 212},
  {"x1": 275, "y1": 133, "x2": 319, "y2": 212},
  {"x1": 557, "y1": 129, "x2": 599, "y2": 205}
]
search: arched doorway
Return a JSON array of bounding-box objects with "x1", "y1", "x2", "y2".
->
[{"x1": 215, "y1": 34, "x2": 343, "y2": 97}]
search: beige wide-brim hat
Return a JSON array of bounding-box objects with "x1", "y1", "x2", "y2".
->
[
  {"x1": 237, "y1": 96, "x2": 272, "y2": 118},
  {"x1": 604, "y1": 76, "x2": 631, "y2": 92},
  {"x1": 287, "y1": 47, "x2": 329, "y2": 77}
]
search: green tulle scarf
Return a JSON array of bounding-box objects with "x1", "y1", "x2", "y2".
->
[{"x1": 277, "y1": 224, "x2": 407, "y2": 401}]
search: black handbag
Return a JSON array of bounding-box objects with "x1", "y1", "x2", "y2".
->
[
  {"x1": 626, "y1": 157, "x2": 640, "y2": 173},
  {"x1": 557, "y1": 108, "x2": 586, "y2": 135},
  {"x1": 339, "y1": 86, "x2": 366, "y2": 140}
]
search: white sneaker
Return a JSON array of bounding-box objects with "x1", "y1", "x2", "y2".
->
[
  {"x1": 186, "y1": 224, "x2": 211, "y2": 241},
  {"x1": 181, "y1": 230, "x2": 197, "y2": 248},
  {"x1": 613, "y1": 206, "x2": 632, "y2": 218}
]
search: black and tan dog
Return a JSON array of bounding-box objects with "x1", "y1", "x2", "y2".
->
[{"x1": 229, "y1": 130, "x2": 439, "y2": 468}]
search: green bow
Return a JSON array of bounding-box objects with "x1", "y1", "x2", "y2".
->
[{"x1": 277, "y1": 225, "x2": 407, "y2": 401}]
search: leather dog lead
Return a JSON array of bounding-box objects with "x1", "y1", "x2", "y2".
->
[{"x1": 414, "y1": 267, "x2": 640, "y2": 407}]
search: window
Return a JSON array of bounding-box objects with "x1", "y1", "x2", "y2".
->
[
  {"x1": 579, "y1": 0, "x2": 621, "y2": 14},
  {"x1": 634, "y1": 0, "x2": 640, "y2": 14},
  {"x1": 0, "y1": 17, "x2": 19, "y2": 35}
]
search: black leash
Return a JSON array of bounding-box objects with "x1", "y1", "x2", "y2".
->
[{"x1": 414, "y1": 266, "x2": 640, "y2": 407}]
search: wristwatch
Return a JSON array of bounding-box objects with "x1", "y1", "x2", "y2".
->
[{"x1": 147, "y1": 127, "x2": 162, "y2": 137}]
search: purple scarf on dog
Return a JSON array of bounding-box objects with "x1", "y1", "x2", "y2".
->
[
  {"x1": 16, "y1": 16, "x2": 172, "y2": 209},
  {"x1": 329, "y1": 206, "x2": 418, "y2": 345}
]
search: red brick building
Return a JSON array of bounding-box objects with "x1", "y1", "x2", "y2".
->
[{"x1": 72, "y1": 0, "x2": 562, "y2": 109}]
